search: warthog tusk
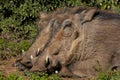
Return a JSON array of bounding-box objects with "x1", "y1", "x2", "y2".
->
[
  {"x1": 22, "y1": 50, "x2": 25, "y2": 56},
  {"x1": 45, "y1": 55, "x2": 49, "y2": 64},
  {"x1": 36, "y1": 48, "x2": 40, "y2": 56},
  {"x1": 30, "y1": 55, "x2": 33, "y2": 60}
]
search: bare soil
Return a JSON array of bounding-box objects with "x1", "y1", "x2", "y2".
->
[
  {"x1": 0, "y1": 57, "x2": 18, "y2": 76},
  {"x1": 0, "y1": 57, "x2": 29, "y2": 79}
]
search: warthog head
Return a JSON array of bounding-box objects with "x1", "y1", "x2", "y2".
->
[
  {"x1": 29, "y1": 8, "x2": 97, "y2": 76},
  {"x1": 30, "y1": 18, "x2": 78, "y2": 73},
  {"x1": 14, "y1": 8, "x2": 78, "y2": 71},
  {"x1": 14, "y1": 12, "x2": 58, "y2": 70}
]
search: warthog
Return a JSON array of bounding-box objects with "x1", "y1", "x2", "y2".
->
[
  {"x1": 14, "y1": 7, "x2": 74, "y2": 70},
  {"x1": 15, "y1": 6, "x2": 120, "y2": 78},
  {"x1": 14, "y1": 13, "x2": 55, "y2": 70}
]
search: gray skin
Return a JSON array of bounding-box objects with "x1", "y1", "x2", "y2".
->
[{"x1": 15, "y1": 7, "x2": 120, "y2": 78}]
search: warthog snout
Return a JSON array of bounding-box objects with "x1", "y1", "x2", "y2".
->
[
  {"x1": 14, "y1": 58, "x2": 33, "y2": 71},
  {"x1": 30, "y1": 54, "x2": 62, "y2": 74}
]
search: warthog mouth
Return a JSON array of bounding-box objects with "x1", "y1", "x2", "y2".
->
[
  {"x1": 13, "y1": 58, "x2": 62, "y2": 75},
  {"x1": 111, "y1": 65, "x2": 120, "y2": 71},
  {"x1": 30, "y1": 61, "x2": 62, "y2": 75},
  {"x1": 13, "y1": 58, "x2": 32, "y2": 71},
  {"x1": 46, "y1": 62, "x2": 62, "y2": 74}
]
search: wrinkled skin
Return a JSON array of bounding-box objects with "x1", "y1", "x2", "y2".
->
[
  {"x1": 15, "y1": 7, "x2": 120, "y2": 78},
  {"x1": 14, "y1": 9, "x2": 74, "y2": 70}
]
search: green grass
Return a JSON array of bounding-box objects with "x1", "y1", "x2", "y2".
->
[
  {"x1": 0, "y1": 72, "x2": 62, "y2": 80},
  {"x1": 0, "y1": 38, "x2": 31, "y2": 60},
  {"x1": 0, "y1": 71, "x2": 120, "y2": 80},
  {"x1": 94, "y1": 71, "x2": 120, "y2": 80},
  {"x1": 24, "y1": 72, "x2": 62, "y2": 80},
  {"x1": 0, "y1": 72, "x2": 24, "y2": 80}
]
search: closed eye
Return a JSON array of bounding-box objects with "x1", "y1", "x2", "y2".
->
[{"x1": 63, "y1": 19, "x2": 72, "y2": 29}]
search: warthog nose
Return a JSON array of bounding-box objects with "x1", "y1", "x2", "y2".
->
[
  {"x1": 111, "y1": 65, "x2": 120, "y2": 71},
  {"x1": 12, "y1": 62, "x2": 21, "y2": 67},
  {"x1": 18, "y1": 65, "x2": 26, "y2": 71},
  {"x1": 26, "y1": 61, "x2": 32, "y2": 65},
  {"x1": 13, "y1": 61, "x2": 28, "y2": 71}
]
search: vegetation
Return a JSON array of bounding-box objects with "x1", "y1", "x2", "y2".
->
[
  {"x1": 0, "y1": 71, "x2": 62, "y2": 80},
  {"x1": 94, "y1": 71, "x2": 120, "y2": 80},
  {"x1": 0, "y1": 71, "x2": 120, "y2": 80},
  {"x1": 0, "y1": 0, "x2": 120, "y2": 80}
]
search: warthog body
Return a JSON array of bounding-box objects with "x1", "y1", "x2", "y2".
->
[{"x1": 15, "y1": 6, "x2": 120, "y2": 78}]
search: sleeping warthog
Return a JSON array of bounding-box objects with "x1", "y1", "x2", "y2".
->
[
  {"x1": 15, "y1": 7, "x2": 120, "y2": 78},
  {"x1": 14, "y1": 8, "x2": 73, "y2": 70}
]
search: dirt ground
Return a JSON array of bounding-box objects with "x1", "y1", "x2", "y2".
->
[
  {"x1": 0, "y1": 57, "x2": 18, "y2": 75},
  {"x1": 0, "y1": 57, "x2": 91, "y2": 80}
]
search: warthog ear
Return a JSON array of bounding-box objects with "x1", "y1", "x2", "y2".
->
[{"x1": 75, "y1": 8, "x2": 96, "y2": 24}]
